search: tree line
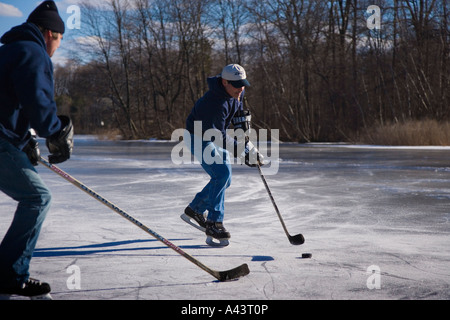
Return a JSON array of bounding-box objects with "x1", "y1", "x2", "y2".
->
[{"x1": 54, "y1": 0, "x2": 449, "y2": 142}]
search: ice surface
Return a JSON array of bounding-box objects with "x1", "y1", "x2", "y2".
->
[{"x1": 1, "y1": 137, "x2": 449, "y2": 300}]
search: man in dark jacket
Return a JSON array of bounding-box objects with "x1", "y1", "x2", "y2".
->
[
  {"x1": 182, "y1": 64, "x2": 264, "y2": 247},
  {"x1": 0, "y1": 1, "x2": 73, "y2": 299}
]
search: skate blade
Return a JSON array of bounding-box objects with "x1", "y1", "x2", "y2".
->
[
  {"x1": 180, "y1": 214, "x2": 206, "y2": 232},
  {"x1": 206, "y1": 236, "x2": 229, "y2": 247},
  {"x1": 0, "y1": 293, "x2": 52, "y2": 300},
  {"x1": 30, "y1": 293, "x2": 53, "y2": 300}
]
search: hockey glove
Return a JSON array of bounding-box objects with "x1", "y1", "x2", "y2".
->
[
  {"x1": 46, "y1": 115, "x2": 74, "y2": 164},
  {"x1": 22, "y1": 131, "x2": 40, "y2": 166},
  {"x1": 242, "y1": 137, "x2": 265, "y2": 167},
  {"x1": 232, "y1": 109, "x2": 252, "y2": 132}
]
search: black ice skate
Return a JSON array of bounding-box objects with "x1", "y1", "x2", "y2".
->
[
  {"x1": 205, "y1": 221, "x2": 230, "y2": 247},
  {"x1": 0, "y1": 278, "x2": 52, "y2": 300},
  {"x1": 181, "y1": 206, "x2": 207, "y2": 232}
]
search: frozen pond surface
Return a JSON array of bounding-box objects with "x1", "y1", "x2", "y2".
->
[{"x1": 1, "y1": 137, "x2": 449, "y2": 301}]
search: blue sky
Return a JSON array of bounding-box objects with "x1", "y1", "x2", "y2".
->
[
  {"x1": 0, "y1": 1, "x2": 39, "y2": 35},
  {"x1": 0, "y1": 0, "x2": 85, "y2": 65}
]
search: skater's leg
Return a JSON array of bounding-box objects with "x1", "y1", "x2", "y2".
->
[
  {"x1": 0, "y1": 139, "x2": 52, "y2": 288},
  {"x1": 201, "y1": 145, "x2": 232, "y2": 223},
  {"x1": 185, "y1": 133, "x2": 211, "y2": 214},
  {"x1": 184, "y1": 134, "x2": 232, "y2": 242},
  {"x1": 188, "y1": 182, "x2": 211, "y2": 215}
]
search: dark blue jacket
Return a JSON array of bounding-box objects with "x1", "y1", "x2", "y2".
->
[
  {"x1": 0, "y1": 22, "x2": 61, "y2": 150},
  {"x1": 186, "y1": 76, "x2": 243, "y2": 150}
]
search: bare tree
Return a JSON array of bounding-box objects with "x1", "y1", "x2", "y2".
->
[{"x1": 55, "y1": 0, "x2": 449, "y2": 142}]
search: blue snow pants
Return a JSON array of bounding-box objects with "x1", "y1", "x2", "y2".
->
[
  {"x1": 0, "y1": 138, "x2": 51, "y2": 288},
  {"x1": 186, "y1": 133, "x2": 232, "y2": 223}
]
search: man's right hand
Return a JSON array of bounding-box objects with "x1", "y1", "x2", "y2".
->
[
  {"x1": 46, "y1": 115, "x2": 73, "y2": 164},
  {"x1": 243, "y1": 139, "x2": 265, "y2": 167}
]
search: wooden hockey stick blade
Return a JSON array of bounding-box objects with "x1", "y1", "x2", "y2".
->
[
  {"x1": 214, "y1": 263, "x2": 250, "y2": 282},
  {"x1": 289, "y1": 234, "x2": 305, "y2": 245}
]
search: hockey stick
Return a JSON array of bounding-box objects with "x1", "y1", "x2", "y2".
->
[
  {"x1": 257, "y1": 164, "x2": 305, "y2": 245},
  {"x1": 38, "y1": 156, "x2": 249, "y2": 282}
]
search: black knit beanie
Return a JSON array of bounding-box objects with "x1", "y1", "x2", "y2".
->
[{"x1": 27, "y1": 1, "x2": 65, "y2": 34}]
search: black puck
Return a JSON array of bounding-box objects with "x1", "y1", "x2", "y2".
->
[{"x1": 302, "y1": 253, "x2": 312, "y2": 259}]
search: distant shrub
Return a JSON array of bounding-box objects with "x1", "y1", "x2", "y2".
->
[{"x1": 358, "y1": 120, "x2": 450, "y2": 146}]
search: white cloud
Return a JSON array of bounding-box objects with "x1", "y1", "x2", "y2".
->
[
  {"x1": 0, "y1": 2, "x2": 22, "y2": 17},
  {"x1": 57, "y1": 0, "x2": 137, "y2": 12},
  {"x1": 51, "y1": 48, "x2": 69, "y2": 66}
]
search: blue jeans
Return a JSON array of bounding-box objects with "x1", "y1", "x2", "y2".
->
[
  {"x1": 0, "y1": 138, "x2": 52, "y2": 288},
  {"x1": 186, "y1": 134, "x2": 232, "y2": 222}
]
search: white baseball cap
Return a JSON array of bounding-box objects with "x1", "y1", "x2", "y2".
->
[{"x1": 221, "y1": 64, "x2": 251, "y2": 88}]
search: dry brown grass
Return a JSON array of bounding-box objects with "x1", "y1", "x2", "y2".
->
[
  {"x1": 94, "y1": 128, "x2": 123, "y2": 141},
  {"x1": 357, "y1": 119, "x2": 450, "y2": 146}
]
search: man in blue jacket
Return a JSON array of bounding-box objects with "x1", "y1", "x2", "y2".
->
[
  {"x1": 0, "y1": 1, "x2": 73, "y2": 299},
  {"x1": 182, "y1": 64, "x2": 264, "y2": 246}
]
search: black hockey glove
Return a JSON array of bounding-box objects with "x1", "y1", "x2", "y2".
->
[
  {"x1": 22, "y1": 132, "x2": 40, "y2": 166},
  {"x1": 46, "y1": 115, "x2": 74, "y2": 164},
  {"x1": 242, "y1": 137, "x2": 265, "y2": 167},
  {"x1": 232, "y1": 109, "x2": 252, "y2": 132}
]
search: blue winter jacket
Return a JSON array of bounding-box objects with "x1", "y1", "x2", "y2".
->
[
  {"x1": 0, "y1": 22, "x2": 61, "y2": 150},
  {"x1": 186, "y1": 76, "x2": 243, "y2": 150}
]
